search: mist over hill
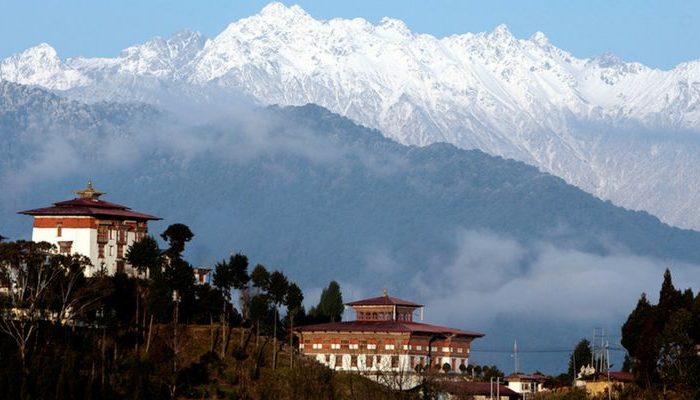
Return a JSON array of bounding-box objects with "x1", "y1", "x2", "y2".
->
[
  {"x1": 1, "y1": 82, "x2": 699, "y2": 372},
  {"x1": 4, "y1": 3, "x2": 700, "y2": 231}
]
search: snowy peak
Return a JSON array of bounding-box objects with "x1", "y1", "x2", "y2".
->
[
  {"x1": 530, "y1": 31, "x2": 550, "y2": 47},
  {"x1": 116, "y1": 30, "x2": 206, "y2": 78},
  {"x1": 378, "y1": 17, "x2": 412, "y2": 37},
  {"x1": 0, "y1": 43, "x2": 90, "y2": 90},
  {"x1": 489, "y1": 23, "x2": 515, "y2": 40},
  {"x1": 259, "y1": 2, "x2": 310, "y2": 19},
  {"x1": 3, "y1": 3, "x2": 700, "y2": 230}
]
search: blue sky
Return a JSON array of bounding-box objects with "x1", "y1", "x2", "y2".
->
[{"x1": 2, "y1": 0, "x2": 699, "y2": 70}]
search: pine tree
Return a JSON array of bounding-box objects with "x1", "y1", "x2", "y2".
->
[
  {"x1": 621, "y1": 292, "x2": 659, "y2": 387},
  {"x1": 286, "y1": 283, "x2": 304, "y2": 367},
  {"x1": 268, "y1": 271, "x2": 289, "y2": 369},
  {"x1": 568, "y1": 339, "x2": 593, "y2": 379},
  {"x1": 658, "y1": 269, "x2": 683, "y2": 320},
  {"x1": 314, "y1": 281, "x2": 344, "y2": 322}
]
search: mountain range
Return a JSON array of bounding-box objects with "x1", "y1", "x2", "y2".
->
[
  {"x1": 2, "y1": 3, "x2": 700, "y2": 231},
  {"x1": 3, "y1": 79, "x2": 700, "y2": 371}
]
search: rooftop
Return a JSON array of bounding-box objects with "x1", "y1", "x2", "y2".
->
[
  {"x1": 438, "y1": 381, "x2": 519, "y2": 397},
  {"x1": 296, "y1": 319, "x2": 484, "y2": 338},
  {"x1": 18, "y1": 181, "x2": 161, "y2": 221},
  {"x1": 346, "y1": 290, "x2": 423, "y2": 308},
  {"x1": 506, "y1": 372, "x2": 547, "y2": 382}
]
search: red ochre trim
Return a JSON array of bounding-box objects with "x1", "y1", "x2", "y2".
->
[
  {"x1": 33, "y1": 217, "x2": 96, "y2": 229},
  {"x1": 32, "y1": 218, "x2": 149, "y2": 230}
]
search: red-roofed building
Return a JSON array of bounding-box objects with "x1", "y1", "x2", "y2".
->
[
  {"x1": 296, "y1": 290, "x2": 484, "y2": 388},
  {"x1": 18, "y1": 181, "x2": 160, "y2": 276},
  {"x1": 438, "y1": 381, "x2": 520, "y2": 400}
]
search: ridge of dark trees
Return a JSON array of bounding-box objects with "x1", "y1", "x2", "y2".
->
[
  {"x1": 0, "y1": 224, "x2": 344, "y2": 399},
  {"x1": 621, "y1": 269, "x2": 700, "y2": 397}
]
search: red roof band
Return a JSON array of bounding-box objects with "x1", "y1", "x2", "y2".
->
[
  {"x1": 18, "y1": 182, "x2": 160, "y2": 221},
  {"x1": 346, "y1": 294, "x2": 423, "y2": 308},
  {"x1": 297, "y1": 320, "x2": 484, "y2": 338}
]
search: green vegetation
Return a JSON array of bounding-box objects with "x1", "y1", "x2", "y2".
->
[
  {"x1": 568, "y1": 339, "x2": 593, "y2": 379},
  {"x1": 621, "y1": 269, "x2": 700, "y2": 397},
  {"x1": 0, "y1": 224, "x2": 405, "y2": 400},
  {"x1": 308, "y1": 280, "x2": 344, "y2": 323}
]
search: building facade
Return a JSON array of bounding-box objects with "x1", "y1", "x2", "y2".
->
[
  {"x1": 18, "y1": 181, "x2": 160, "y2": 276},
  {"x1": 296, "y1": 291, "x2": 483, "y2": 388},
  {"x1": 505, "y1": 373, "x2": 546, "y2": 399}
]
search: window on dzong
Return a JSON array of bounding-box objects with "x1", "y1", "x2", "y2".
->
[
  {"x1": 58, "y1": 241, "x2": 72, "y2": 254},
  {"x1": 391, "y1": 356, "x2": 399, "y2": 368},
  {"x1": 98, "y1": 244, "x2": 105, "y2": 258},
  {"x1": 56, "y1": 222, "x2": 62, "y2": 237},
  {"x1": 97, "y1": 226, "x2": 108, "y2": 243}
]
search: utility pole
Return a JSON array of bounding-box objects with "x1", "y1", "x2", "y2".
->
[
  {"x1": 606, "y1": 342, "x2": 612, "y2": 400},
  {"x1": 171, "y1": 290, "x2": 181, "y2": 399}
]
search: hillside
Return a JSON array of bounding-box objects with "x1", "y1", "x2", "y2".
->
[
  {"x1": 3, "y1": 86, "x2": 700, "y2": 285},
  {"x1": 3, "y1": 3, "x2": 700, "y2": 229},
  {"x1": 3, "y1": 83, "x2": 700, "y2": 372}
]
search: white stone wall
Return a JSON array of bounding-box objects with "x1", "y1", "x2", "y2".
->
[
  {"x1": 32, "y1": 221, "x2": 142, "y2": 277},
  {"x1": 33, "y1": 225, "x2": 94, "y2": 268}
]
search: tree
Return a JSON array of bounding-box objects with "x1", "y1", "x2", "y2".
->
[
  {"x1": 125, "y1": 235, "x2": 161, "y2": 350},
  {"x1": 268, "y1": 271, "x2": 289, "y2": 369},
  {"x1": 0, "y1": 240, "x2": 99, "y2": 396},
  {"x1": 0, "y1": 241, "x2": 61, "y2": 370},
  {"x1": 249, "y1": 294, "x2": 270, "y2": 348},
  {"x1": 251, "y1": 264, "x2": 270, "y2": 293},
  {"x1": 126, "y1": 235, "x2": 161, "y2": 276},
  {"x1": 621, "y1": 292, "x2": 659, "y2": 387},
  {"x1": 165, "y1": 258, "x2": 196, "y2": 314},
  {"x1": 658, "y1": 308, "x2": 696, "y2": 391},
  {"x1": 286, "y1": 283, "x2": 304, "y2": 367},
  {"x1": 160, "y1": 223, "x2": 193, "y2": 257},
  {"x1": 482, "y1": 365, "x2": 505, "y2": 380},
  {"x1": 213, "y1": 253, "x2": 250, "y2": 356},
  {"x1": 442, "y1": 363, "x2": 451, "y2": 373},
  {"x1": 310, "y1": 281, "x2": 344, "y2": 323},
  {"x1": 230, "y1": 254, "x2": 250, "y2": 319},
  {"x1": 621, "y1": 269, "x2": 700, "y2": 392},
  {"x1": 658, "y1": 269, "x2": 683, "y2": 322},
  {"x1": 568, "y1": 339, "x2": 593, "y2": 379}
]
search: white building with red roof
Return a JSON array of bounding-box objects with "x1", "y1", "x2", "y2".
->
[
  {"x1": 296, "y1": 290, "x2": 483, "y2": 388},
  {"x1": 18, "y1": 181, "x2": 160, "y2": 276}
]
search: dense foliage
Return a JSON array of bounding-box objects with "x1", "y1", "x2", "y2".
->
[
  {"x1": 0, "y1": 224, "x2": 336, "y2": 400},
  {"x1": 621, "y1": 269, "x2": 700, "y2": 396}
]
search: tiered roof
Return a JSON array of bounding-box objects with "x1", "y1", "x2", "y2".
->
[
  {"x1": 296, "y1": 319, "x2": 483, "y2": 337},
  {"x1": 346, "y1": 294, "x2": 423, "y2": 308},
  {"x1": 298, "y1": 291, "x2": 483, "y2": 338},
  {"x1": 19, "y1": 181, "x2": 160, "y2": 221}
]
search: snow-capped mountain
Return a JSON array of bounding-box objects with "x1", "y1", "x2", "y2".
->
[{"x1": 2, "y1": 2, "x2": 700, "y2": 229}]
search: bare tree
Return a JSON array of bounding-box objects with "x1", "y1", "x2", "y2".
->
[
  {"x1": 0, "y1": 241, "x2": 61, "y2": 371},
  {"x1": 0, "y1": 240, "x2": 102, "y2": 391}
]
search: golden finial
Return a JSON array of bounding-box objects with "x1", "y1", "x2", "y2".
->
[
  {"x1": 383, "y1": 288, "x2": 388, "y2": 297},
  {"x1": 73, "y1": 179, "x2": 106, "y2": 200}
]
